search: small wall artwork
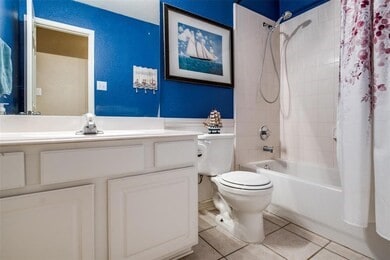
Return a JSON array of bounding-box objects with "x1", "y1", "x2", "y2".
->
[
  {"x1": 133, "y1": 66, "x2": 158, "y2": 94},
  {"x1": 164, "y1": 4, "x2": 233, "y2": 87}
]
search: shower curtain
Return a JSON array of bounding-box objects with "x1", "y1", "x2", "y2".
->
[{"x1": 338, "y1": 0, "x2": 389, "y2": 240}]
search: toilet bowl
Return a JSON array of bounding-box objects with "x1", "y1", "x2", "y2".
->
[
  {"x1": 198, "y1": 134, "x2": 273, "y2": 243},
  {"x1": 212, "y1": 171, "x2": 273, "y2": 242}
]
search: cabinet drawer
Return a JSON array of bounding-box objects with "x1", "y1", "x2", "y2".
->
[
  {"x1": 154, "y1": 140, "x2": 196, "y2": 168},
  {"x1": 0, "y1": 152, "x2": 25, "y2": 190},
  {"x1": 41, "y1": 145, "x2": 145, "y2": 184}
]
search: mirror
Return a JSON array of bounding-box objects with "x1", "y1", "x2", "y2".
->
[{"x1": 0, "y1": 0, "x2": 160, "y2": 116}]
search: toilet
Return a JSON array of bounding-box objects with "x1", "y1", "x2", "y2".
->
[{"x1": 198, "y1": 133, "x2": 273, "y2": 243}]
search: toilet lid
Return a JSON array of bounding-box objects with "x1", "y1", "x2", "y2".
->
[{"x1": 220, "y1": 171, "x2": 272, "y2": 190}]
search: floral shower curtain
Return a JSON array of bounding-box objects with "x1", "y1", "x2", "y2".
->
[{"x1": 338, "y1": 0, "x2": 389, "y2": 240}]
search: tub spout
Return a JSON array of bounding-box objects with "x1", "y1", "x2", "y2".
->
[{"x1": 263, "y1": 145, "x2": 274, "y2": 153}]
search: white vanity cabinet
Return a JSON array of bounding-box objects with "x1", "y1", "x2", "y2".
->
[
  {"x1": 0, "y1": 132, "x2": 198, "y2": 260},
  {"x1": 0, "y1": 185, "x2": 95, "y2": 260},
  {"x1": 108, "y1": 167, "x2": 197, "y2": 260}
]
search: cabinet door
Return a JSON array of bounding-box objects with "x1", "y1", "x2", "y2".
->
[
  {"x1": 108, "y1": 167, "x2": 198, "y2": 260},
  {"x1": 0, "y1": 185, "x2": 94, "y2": 260}
]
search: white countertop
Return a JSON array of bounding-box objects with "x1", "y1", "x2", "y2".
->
[{"x1": 0, "y1": 129, "x2": 201, "y2": 146}]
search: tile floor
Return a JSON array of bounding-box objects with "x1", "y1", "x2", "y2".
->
[{"x1": 181, "y1": 209, "x2": 372, "y2": 260}]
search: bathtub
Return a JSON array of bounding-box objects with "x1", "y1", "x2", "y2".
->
[{"x1": 241, "y1": 160, "x2": 390, "y2": 259}]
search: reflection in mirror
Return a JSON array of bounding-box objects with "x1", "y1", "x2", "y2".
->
[
  {"x1": 1, "y1": 0, "x2": 161, "y2": 116},
  {"x1": 0, "y1": 0, "x2": 22, "y2": 114},
  {"x1": 31, "y1": 18, "x2": 94, "y2": 115}
]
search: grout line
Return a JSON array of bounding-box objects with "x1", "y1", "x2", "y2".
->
[
  {"x1": 325, "y1": 241, "x2": 372, "y2": 260},
  {"x1": 198, "y1": 212, "x2": 369, "y2": 260},
  {"x1": 264, "y1": 217, "x2": 290, "y2": 228},
  {"x1": 198, "y1": 229, "x2": 230, "y2": 257},
  {"x1": 198, "y1": 236, "x2": 225, "y2": 259},
  {"x1": 307, "y1": 239, "x2": 348, "y2": 260},
  {"x1": 286, "y1": 222, "x2": 330, "y2": 240},
  {"x1": 261, "y1": 243, "x2": 288, "y2": 259},
  {"x1": 265, "y1": 225, "x2": 284, "y2": 237},
  {"x1": 323, "y1": 240, "x2": 331, "y2": 248},
  {"x1": 198, "y1": 225, "x2": 249, "y2": 258},
  {"x1": 269, "y1": 212, "x2": 371, "y2": 259},
  {"x1": 281, "y1": 226, "x2": 329, "y2": 248},
  {"x1": 263, "y1": 227, "x2": 327, "y2": 260},
  {"x1": 199, "y1": 225, "x2": 217, "y2": 233},
  {"x1": 264, "y1": 214, "x2": 291, "y2": 228},
  {"x1": 222, "y1": 244, "x2": 249, "y2": 258},
  {"x1": 265, "y1": 211, "x2": 292, "y2": 225},
  {"x1": 284, "y1": 222, "x2": 334, "y2": 246},
  {"x1": 306, "y1": 245, "x2": 327, "y2": 260},
  {"x1": 308, "y1": 246, "x2": 348, "y2": 260}
]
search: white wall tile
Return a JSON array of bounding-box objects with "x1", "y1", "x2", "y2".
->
[
  {"x1": 235, "y1": 1, "x2": 339, "y2": 171},
  {"x1": 234, "y1": 4, "x2": 280, "y2": 167},
  {"x1": 280, "y1": 0, "x2": 339, "y2": 169}
]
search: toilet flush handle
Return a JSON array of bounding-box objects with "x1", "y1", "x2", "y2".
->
[{"x1": 197, "y1": 142, "x2": 208, "y2": 160}]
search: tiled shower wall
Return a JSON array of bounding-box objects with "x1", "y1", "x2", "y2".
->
[
  {"x1": 234, "y1": 4, "x2": 281, "y2": 169},
  {"x1": 279, "y1": 0, "x2": 340, "y2": 168}
]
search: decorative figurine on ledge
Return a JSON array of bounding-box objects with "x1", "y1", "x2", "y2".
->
[{"x1": 203, "y1": 109, "x2": 223, "y2": 134}]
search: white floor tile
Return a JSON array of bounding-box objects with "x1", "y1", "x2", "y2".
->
[
  {"x1": 310, "y1": 249, "x2": 347, "y2": 260},
  {"x1": 263, "y1": 229, "x2": 321, "y2": 260},
  {"x1": 264, "y1": 219, "x2": 281, "y2": 235},
  {"x1": 325, "y1": 242, "x2": 371, "y2": 260},
  {"x1": 284, "y1": 223, "x2": 330, "y2": 247},
  {"x1": 198, "y1": 210, "x2": 217, "y2": 232},
  {"x1": 264, "y1": 211, "x2": 290, "y2": 227},
  {"x1": 199, "y1": 227, "x2": 247, "y2": 256},
  {"x1": 226, "y1": 244, "x2": 285, "y2": 260},
  {"x1": 180, "y1": 237, "x2": 222, "y2": 260}
]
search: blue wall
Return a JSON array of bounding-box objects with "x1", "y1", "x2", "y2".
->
[
  {"x1": 33, "y1": 0, "x2": 160, "y2": 117},
  {"x1": 279, "y1": 0, "x2": 329, "y2": 17},
  {"x1": 157, "y1": 0, "x2": 328, "y2": 119},
  {"x1": 4, "y1": 0, "x2": 329, "y2": 117},
  {"x1": 0, "y1": 0, "x2": 21, "y2": 114},
  {"x1": 159, "y1": 0, "x2": 235, "y2": 119},
  {"x1": 238, "y1": 0, "x2": 279, "y2": 21}
]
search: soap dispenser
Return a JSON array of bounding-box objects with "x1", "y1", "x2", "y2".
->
[{"x1": 0, "y1": 103, "x2": 8, "y2": 115}]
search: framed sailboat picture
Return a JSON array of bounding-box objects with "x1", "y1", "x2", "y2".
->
[{"x1": 164, "y1": 4, "x2": 233, "y2": 87}]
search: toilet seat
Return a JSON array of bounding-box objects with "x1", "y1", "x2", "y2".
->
[{"x1": 219, "y1": 171, "x2": 272, "y2": 190}]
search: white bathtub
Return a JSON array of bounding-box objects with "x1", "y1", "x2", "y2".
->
[{"x1": 241, "y1": 160, "x2": 390, "y2": 259}]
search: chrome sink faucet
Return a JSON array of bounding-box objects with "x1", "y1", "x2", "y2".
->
[{"x1": 77, "y1": 113, "x2": 102, "y2": 135}]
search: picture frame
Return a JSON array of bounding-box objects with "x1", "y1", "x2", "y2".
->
[{"x1": 164, "y1": 4, "x2": 234, "y2": 88}]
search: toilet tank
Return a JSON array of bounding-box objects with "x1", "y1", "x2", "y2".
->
[{"x1": 198, "y1": 133, "x2": 234, "y2": 176}]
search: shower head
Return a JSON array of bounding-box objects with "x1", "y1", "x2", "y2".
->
[
  {"x1": 282, "y1": 11, "x2": 293, "y2": 20},
  {"x1": 262, "y1": 11, "x2": 293, "y2": 31},
  {"x1": 273, "y1": 11, "x2": 292, "y2": 30}
]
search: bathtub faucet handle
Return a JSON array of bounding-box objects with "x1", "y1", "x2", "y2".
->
[
  {"x1": 263, "y1": 145, "x2": 274, "y2": 153},
  {"x1": 259, "y1": 125, "x2": 271, "y2": 140}
]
